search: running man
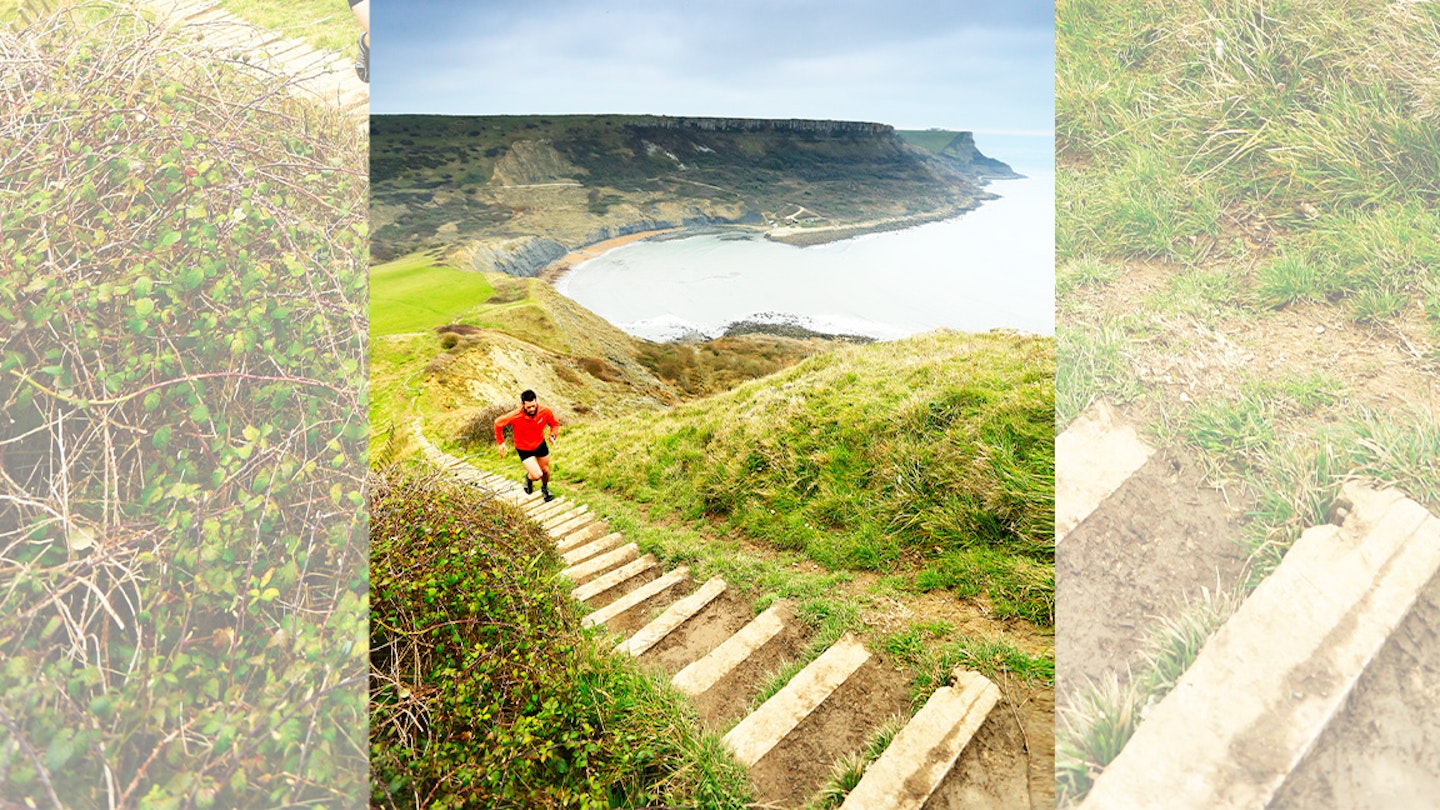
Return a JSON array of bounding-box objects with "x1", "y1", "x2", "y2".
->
[{"x1": 494, "y1": 390, "x2": 561, "y2": 502}]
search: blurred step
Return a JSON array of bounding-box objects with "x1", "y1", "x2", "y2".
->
[
  {"x1": 556, "y1": 522, "x2": 609, "y2": 553},
  {"x1": 548, "y1": 512, "x2": 596, "y2": 539},
  {"x1": 1056, "y1": 399, "x2": 1154, "y2": 543},
  {"x1": 1080, "y1": 482, "x2": 1440, "y2": 810},
  {"x1": 526, "y1": 498, "x2": 571, "y2": 520},
  {"x1": 839, "y1": 669, "x2": 999, "y2": 810},
  {"x1": 560, "y1": 532, "x2": 625, "y2": 567},
  {"x1": 617, "y1": 577, "x2": 727, "y2": 657},
  {"x1": 540, "y1": 504, "x2": 587, "y2": 528}
]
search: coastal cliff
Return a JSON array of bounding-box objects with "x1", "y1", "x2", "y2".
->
[{"x1": 371, "y1": 114, "x2": 1016, "y2": 269}]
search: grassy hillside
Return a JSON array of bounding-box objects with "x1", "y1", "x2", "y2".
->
[
  {"x1": 370, "y1": 114, "x2": 1014, "y2": 263},
  {"x1": 560, "y1": 331, "x2": 1055, "y2": 624},
  {"x1": 372, "y1": 271, "x2": 1054, "y2": 623},
  {"x1": 1057, "y1": 0, "x2": 1440, "y2": 325},
  {"x1": 369, "y1": 257, "x2": 830, "y2": 453}
]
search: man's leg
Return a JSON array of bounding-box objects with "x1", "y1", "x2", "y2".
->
[
  {"x1": 521, "y1": 456, "x2": 542, "y2": 493},
  {"x1": 349, "y1": 0, "x2": 369, "y2": 82},
  {"x1": 349, "y1": 0, "x2": 369, "y2": 36},
  {"x1": 537, "y1": 455, "x2": 553, "y2": 500}
]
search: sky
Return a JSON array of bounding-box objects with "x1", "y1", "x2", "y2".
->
[{"x1": 372, "y1": 1, "x2": 1054, "y2": 138}]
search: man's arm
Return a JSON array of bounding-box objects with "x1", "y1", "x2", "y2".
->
[{"x1": 494, "y1": 410, "x2": 516, "y2": 453}]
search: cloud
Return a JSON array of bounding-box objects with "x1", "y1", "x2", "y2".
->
[{"x1": 373, "y1": 0, "x2": 1053, "y2": 133}]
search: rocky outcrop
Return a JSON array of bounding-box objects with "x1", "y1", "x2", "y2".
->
[
  {"x1": 579, "y1": 211, "x2": 761, "y2": 247},
  {"x1": 456, "y1": 236, "x2": 567, "y2": 277},
  {"x1": 490, "y1": 140, "x2": 584, "y2": 186}
]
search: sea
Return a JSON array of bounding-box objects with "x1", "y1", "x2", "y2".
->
[{"x1": 553, "y1": 133, "x2": 1054, "y2": 342}]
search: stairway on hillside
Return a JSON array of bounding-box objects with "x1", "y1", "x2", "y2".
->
[
  {"x1": 138, "y1": 0, "x2": 368, "y2": 121},
  {"x1": 414, "y1": 425, "x2": 1036, "y2": 809},
  {"x1": 1058, "y1": 400, "x2": 1440, "y2": 808}
]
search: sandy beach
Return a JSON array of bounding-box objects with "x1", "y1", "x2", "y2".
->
[{"x1": 539, "y1": 228, "x2": 681, "y2": 282}]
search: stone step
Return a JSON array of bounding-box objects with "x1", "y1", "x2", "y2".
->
[
  {"x1": 572, "y1": 554, "x2": 660, "y2": 605},
  {"x1": 541, "y1": 505, "x2": 588, "y2": 529},
  {"x1": 673, "y1": 600, "x2": 789, "y2": 699},
  {"x1": 583, "y1": 567, "x2": 691, "y2": 630},
  {"x1": 839, "y1": 669, "x2": 1000, "y2": 810},
  {"x1": 723, "y1": 634, "x2": 871, "y2": 768},
  {"x1": 548, "y1": 512, "x2": 596, "y2": 539},
  {"x1": 556, "y1": 522, "x2": 609, "y2": 553},
  {"x1": 1055, "y1": 399, "x2": 1154, "y2": 543},
  {"x1": 1080, "y1": 482, "x2": 1440, "y2": 809},
  {"x1": 617, "y1": 577, "x2": 727, "y2": 657},
  {"x1": 560, "y1": 542, "x2": 639, "y2": 585},
  {"x1": 527, "y1": 498, "x2": 572, "y2": 521},
  {"x1": 560, "y1": 532, "x2": 625, "y2": 567}
]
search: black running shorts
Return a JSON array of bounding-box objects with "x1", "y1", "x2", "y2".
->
[{"x1": 516, "y1": 441, "x2": 549, "y2": 461}]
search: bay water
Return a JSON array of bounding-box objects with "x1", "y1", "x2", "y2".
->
[{"x1": 555, "y1": 136, "x2": 1054, "y2": 342}]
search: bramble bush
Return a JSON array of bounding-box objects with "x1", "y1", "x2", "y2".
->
[
  {"x1": 370, "y1": 471, "x2": 750, "y2": 809},
  {"x1": 0, "y1": 6, "x2": 367, "y2": 807}
]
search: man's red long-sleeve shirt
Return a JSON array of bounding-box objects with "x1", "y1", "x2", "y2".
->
[{"x1": 494, "y1": 406, "x2": 559, "y2": 451}]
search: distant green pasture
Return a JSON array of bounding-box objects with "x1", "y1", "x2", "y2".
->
[{"x1": 370, "y1": 254, "x2": 494, "y2": 336}]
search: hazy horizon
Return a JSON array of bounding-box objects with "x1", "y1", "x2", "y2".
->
[{"x1": 372, "y1": 1, "x2": 1054, "y2": 138}]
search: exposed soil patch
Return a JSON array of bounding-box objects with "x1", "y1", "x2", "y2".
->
[
  {"x1": 1056, "y1": 447, "x2": 1250, "y2": 705},
  {"x1": 852, "y1": 578, "x2": 1054, "y2": 659},
  {"x1": 921, "y1": 676, "x2": 1055, "y2": 810},
  {"x1": 639, "y1": 588, "x2": 753, "y2": 673},
  {"x1": 1269, "y1": 569, "x2": 1440, "y2": 809},
  {"x1": 1069, "y1": 260, "x2": 1439, "y2": 420},
  {"x1": 749, "y1": 657, "x2": 912, "y2": 808}
]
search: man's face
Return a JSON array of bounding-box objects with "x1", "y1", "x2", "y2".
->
[{"x1": 523, "y1": 400, "x2": 538, "y2": 416}]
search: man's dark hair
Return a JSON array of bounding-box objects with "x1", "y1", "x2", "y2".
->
[{"x1": 521, "y1": 390, "x2": 537, "y2": 402}]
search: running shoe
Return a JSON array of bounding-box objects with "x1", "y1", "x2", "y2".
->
[{"x1": 354, "y1": 33, "x2": 369, "y2": 83}]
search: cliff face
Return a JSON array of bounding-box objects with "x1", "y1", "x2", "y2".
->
[
  {"x1": 454, "y1": 236, "x2": 567, "y2": 277},
  {"x1": 370, "y1": 114, "x2": 1015, "y2": 268},
  {"x1": 642, "y1": 116, "x2": 893, "y2": 136},
  {"x1": 940, "y1": 132, "x2": 1023, "y2": 180}
]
